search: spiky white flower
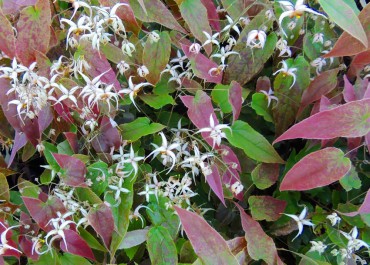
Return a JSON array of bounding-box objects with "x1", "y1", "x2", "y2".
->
[
  {"x1": 273, "y1": 60, "x2": 297, "y2": 89},
  {"x1": 246, "y1": 30, "x2": 267, "y2": 49},
  {"x1": 284, "y1": 207, "x2": 314, "y2": 241},
  {"x1": 197, "y1": 115, "x2": 231, "y2": 149}
]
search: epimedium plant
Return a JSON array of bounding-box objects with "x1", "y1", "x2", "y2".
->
[{"x1": 0, "y1": 0, "x2": 369, "y2": 264}]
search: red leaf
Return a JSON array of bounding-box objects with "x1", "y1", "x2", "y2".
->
[
  {"x1": 206, "y1": 164, "x2": 225, "y2": 205},
  {"x1": 16, "y1": 0, "x2": 51, "y2": 66},
  {"x1": 19, "y1": 212, "x2": 39, "y2": 260},
  {"x1": 349, "y1": 49, "x2": 370, "y2": 77},
  {"x1": 91, "y1": 116, "x2": 121, "y2": 153},
  {"x1": 298, "y1": 68, "x2": 339, "y2": 115},
  {"x1": 64, "y1": 132, "x2": 78, "y2": 153},
  {"x1": 37, "y1": 105, "x2": 53, "y2": 133},
  {"x1": 229, "y1": 81, "x2": 242, "y2": 123},
  {"x1": 343, "y1": 75, "x2": 357, "y2": 102},
  {"x1": 22, "y1": 196, "x2": 66, "y2": 231},
  {"x1": 87, "y1": 203, "x2": 114, "y2": 248},
  {"x1": 342, "y1": 189, "x2": 370, "y2": 216},
  {"x1": 182, "y1": 44, "x2": 222, "y2": 83},
  {"x1": 2, "y1": 0, "x2": 36, "y2": 14},
  {"x1": 200, "y1": 0, "x2": 221, "y2": 31},
  {"x1": 274, "y1": 98, "x2": 370, "y2": 143},
  {"x1": 60, "y1": 229, "x2": 96, "y2": 261},
  {"x1": 174, "y1": 207, "x2": 239, "y2": 265},
  {"x1": 0, "y1": 221, "x2": 21, "y2": 258},
  {"x1": 8, "y1": 132, "x2": 27, "y2": 167},
  {"x1": 53, "y1": 154, "x2": 87, "y2": 187},
  {"x1": 0, "y1": 9, "x2": 16, "y2": 58},
  {"x1": 235, "y1": 203, "x2": 283, "y2": 265},
  {"x1": 280, "y1": 147, "x2": 351, "y2": 191}
]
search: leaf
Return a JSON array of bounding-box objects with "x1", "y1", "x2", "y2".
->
[
  {"x1": 78, "y1": 227, "x2": 107, "y2": 252},
  {"x1": 129, "y1": 0, "x2": 186, "y2": 34},
  {"x1": 248, "y1": 196, "x2": 287, "y2": 222},
  {"x1": 16, "y1": 0, "x2": 51, "y2": 66},
  {"x1": 100, "y1": 43, "x2": 132, "y2": 65},
  {"x1": 225, "y1": 120, "x2": 284, "y2": 164},
  {"x1": 0, "y1": 173, "x2": 9, "y2": 201},
  {"x1": 229, "y1": 81, "x2": 243, "y2": 123},
  {"x1": 207, "y1": 164, "x2": 225, "y2": 205},
  {"x1": 182, "y1": 44, "x2": 222, "y2": 83},
  {"x1": 87, "y1": 203, "x2": 114, "y2": 249},
  {"x1": 142, "y1": 31, "x2": 171, "y2": 84},
  {"x1": 274, "y1": 98, "x2": 370, "y2": 143},
  {"x1": 119, "y1": 117, "x2": 165, "y2": 142},
  {"x1": 299, "y1": 68, "x2": 339, "y2": 115},
  {"x1": 251, "y1": 93, "x2": 273, "y2": 122},
  {"x1": 342, "y1": 189, "x2": 370, "y2": 217},
  {"x1": 86, "y1": 162, "x2": 109, "y2": 196},
  {"x1": 324, "y1": 4, "x2": 370, "y2": 57},
  {"x1": 53, "y1": 154, "x2": 87, "y2": 187},
  {"x1": 235, "y1": 203, "x2": 284, "y2": 265},
  {"x1": 0, "y1": 9, "x2": 16, "y2": 58},
  {"x1": 200, "y1": 0, "x2": 220, "y2": 31},
  {"x1": 140, "y1": 93, "x2": 175, "y2": 109},
  {"x1": 60, "y1": 229, "x2": 95, "y2": 261},
  {"x1": 119, "y1": 228, "x2": 149, "y2": 249},
  {"x1": 91, "y1": 116, "x2": 121, "y2": 153},
  {"x1": 147, "y1": 226, "x2": 178, "y2": 265},
  {"x1": 8, "y1": 132, "x2": 27, "y2": 167},
  {"x1": 280, "y1": 147, "x2": 351, "y2": 191},
  {"x1": 59, "y1": 253, "x2": 92, "y2": 265},
  {"x1": 2, "y1": 0, "x2": 37, "y2": 14},
  {"x1": 180, "y1": 0, "x2": 212, "y2": 54},
  {"x1": 318, "y1": 0, "x2": 367, "y2": 49},
  {"x1": 174, "y1": 206, "x2": 239, "y2": 265}
]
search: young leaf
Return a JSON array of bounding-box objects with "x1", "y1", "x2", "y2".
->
[
  {"x1": 248, "y1": 196, "x2": 287, "y2": 222},
  {"x1": 53, "y1": 154, "x2": 87, "y2": 187},
  {"x1": 119, "y1": 117, "x2": 165, "y2": 142},
  {"x1": 147, "y1": 226, "x2": 178, "y2": 265},
  {"x1": 206, "y1": 164, "x2": 225, "y2": 205},
  {"x1": 180, "y1": 0, "x2": 212, "y2": 55},
  {"x1": 142, "y1": 31, "x2": 171, "y2": 84},
  {"x1": 225, "y1": 120, "x2": 284, "y2": 164},
  {"x1": 16, "y1": 0, "x2": 51, "y2": 66},
  {"x1": 280, "y1": 147, "x2": 351, "y2": 191},
  {"x1": 274, "y1": 98, "x2": 370, "y2": 143},
  {"x1": 174, "y1": 206, "x2": 239, "y2": 265},
  {"x1": 318, "y1": 0, "x2": 368, "y2": 49},
  {"x1": 119, "y1": 229, "x2": 149, "y2": 249},
  {"x1": 87, "y1": 203, "x2": 114, "y2": 249},
  {"x1": 91, "y1": 116, "x2": 121, "y2": 153},
  {"x1": 0, "y1": 9, "x2": 16, "y2": 58},
  {"x1": 60, "y1": 229, "x2": 95, "y2": 261},
  {"x1": 235, "y1": 203, "x2": 284, "y2": 265}
]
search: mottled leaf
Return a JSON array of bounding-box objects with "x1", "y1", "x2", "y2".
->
[
  {"x1": 280, "y1": 147, "x2": 351, "y2": 191},
  {"x1": 174, "y1": 206, "x2": 239, "y2": 265},
  {"x1": 16, "y1": 0, "x2": 51, "y2": 66},
  {"x1": 87, "y1": 203, "x2": 114, "y2": 249},
  {"x1": 147, "y1": 226, "x2": 178, "y2": 265},
  {"x1": 0, "y1": 173, "x2": 9, "y2": 201},
  {"x1": 0, "y1": 9, "x2": 16, "y2": 58},
  {"x1": 248, "y1": 196, "x2": 287, "y2": 221},
  {"x1": 142, "y1": 31, "x2": 171, "y2": 84},
  {"x1": 235, "y1": 203, "x2": 283, "y2": 265},
  {"x1": 251, "y1": 163, "x2": 279, "y2": 190},
  {"x1": 225, "y1": 120, "x2": 284, "y2": 164},
  {"x1": 119, "y1": 228, "x2": 149, "y2": 249},
  {"x1": 53, "y1": 154, "x2": 87, "y2": 187},
  {"x1": 119, "y1": 117, "x2": 165, "y2": 142},
  {"x1": 274, "y1": 98, "x2": 370, "y2": 143},
  {"x1": 2, "y1": 0, "x2": 36, "y2": 14}
]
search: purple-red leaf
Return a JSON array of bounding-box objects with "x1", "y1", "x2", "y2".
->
[
  {"x1": 16, "y1": 0, "x2": 51, "y2": 66},
  {"x1": 200, "y1": 0, "x2": 220, "y2": 31},
  {"x1": 64, "y1": 132, "x2": 78, "y2": 153},
  {"x1": 182, "y1": 44, "x2": 222, "y2": 83},
  {"x1": 229, "y1": 81, "x2": 243, "y2": 123},
  {"x1": 342, "y1": 189, "x2": 370, "y2": 216},
  {"x1": 8, "y1": 132, "x2": 27, "y2": 167},
  {"x1": 91, "y1": 116, "x2": 121, "y2": 153},
  {"x1": 206, "y1": 164, "x2": 225, "y2": 205},
  {"x1": 87, "y1": 203, "x2": 114, "y2": 249},
  {"x1": 235, "y1": 203, "x2": 283, "y2": 265},
  {"x1": 53, "y1": 154, "x2": 87, "y2": 187},
  {"x1": 2, "y1": 0, "x2": 36, "y2": 14},
  {"x1": 248, "y1": 196, "x2": 287, "y2": 221},
  {"x1": 280, "y1": 147, "x2": 351, "y2": 191},
  {"x1": 274, "y1": 98, "x2": 370, "y2": 143},
  {"x1": 60, "y1": 229, "x2": 95, "y2": 261},
  {"x1": 174, "y1": 207, "x2": 239, "y2": 265},
  {"x1": 0, "y1": 9, "x2": 16, "y2": 58}
]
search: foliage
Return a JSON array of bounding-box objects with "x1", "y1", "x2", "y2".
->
[{"x1": 0, "y1": 0, "x2": 369, "y2": 264}]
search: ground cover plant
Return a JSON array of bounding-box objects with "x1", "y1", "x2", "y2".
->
[{"x1": 0, "y1": 0, "x2": 369, "y2": 264}]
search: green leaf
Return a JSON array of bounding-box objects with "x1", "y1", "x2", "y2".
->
[
  {"x1": 225, "y1": 120, "x2": 284, "y2": 164},
  {"x1": 339, "y1": 165, "x2": 361, "y2": 191},
  {"x1": 57, "y1": 140, "x2": 74, "y2": 155},
  {"x1": 59, "y1": 253, "x2": 91, "y2": 265},
  {"x1": 87, "y1": 162, "x2": 109, "y2": 196},
  {"x1": 251, "y1": 93, "x2": 273, "y2": 122},
  {"x1": 78, "y1": 227, "x2": 107, "y2": 252},
  {"x1": 0, "y1": 173, "x2": 9, "y2": 201},
  {"x1": 147, "y1": 226, "x2": 178, "y2": 265},
  {"x1": 211, "y1": 84, "x2": 232, "y2": 113},
  {"x1": 42, "y1": 141, "x2": 60, "y2": 171},
  {"x1": 142, "y1": 31, "x2": 171, "y2": 84},
  {"x1": 318, "y1": 0, "x2": 368, "y2": 48},
  {"x1": 140, "y1": 93, "x2": 175, "y2": 109},
  {"x1": 119, "y1": 117, "x2": 165, "y2": 142}
]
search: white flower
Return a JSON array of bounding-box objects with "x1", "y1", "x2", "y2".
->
[
  {"x1": 202, "y1": 31, "x2": 220, "y2": 47},
  {"x1": 239, "y1": 16, "x2": 250, "y2": 26},
  {"x1": 246, "y1": 30, "x2": 267, "y2": 49},
  {"x1": 118, "y1": 76, "x2": 152, "y2": 111},
  {"x1": 0, "y1": 222, "x2": 22, "y2": 255},
  {"x1": 197, "y1": 115, "x2": 231, "y2": 149},
  {"x1": 108, "y1": 177, "x2": 130, "y2": 202},
  {"x1": 276, "y1": 38, "x2": 292, "y2": 57},
  {"x1": 326, "y1": 212, "x2": 341, "y2": 226},
  {"x1": 208, "y1": 64, "x2": 226, "y2": 77},
  {"x1": 210, "y1": 47, "x2": 239, "y2": 65},
  {"x1": 340, "y1": 227, "x2": 369, "y2": 252},
  {"x1": 311, "y1": 57, "x2": 327, "y2": 75},
  {"x1": 70, "y1": 0, "x2": 92, "y2": 19},
  {"x1": 265, "y1": 9, "x2": 274, "y2": 20},
  {"x1": 117, "y1": 61, "x2": 130, "y2": 75},
  {"x1": 313, "y1": 33, "x2": 324, "y2": 44},
  {"x1": 278, "y1": 0, "x2": 327, "y2": 36},
  {"x1": 221, "y1": 15, "x2": 240, "y2": 35},
  {"x1": 121, "y1": 145, "x2": 145, "y2": 176},
  {"x1": 284, "y1": 207, "x2": 314, "y2": 241},
  {"x1": 189, "y1": 43, "x2": 202, "y2": 54},
  {"x1": 121, "y1": 39, "x2": 136, "y2": 57},
  {"x1": 148, "y1": 31, "x2": 160, "y2": 43},
  {"x1": 54, "y1": 84, "x2": 80, "y2": 106},
  {"x1": 60, "y1": 16, "x2": 92, "y2": 49},
  {"x1": 137, "y1": 65, "x2": 149, "y2": 77},
  {"x1": 129, "y1": 204, "x2": 152, "y2": 227},
  {"x1": 273, "y1": 60, "x2": 297, "y2": 89},
  {"x1": 309, "y1": 241, "x2": 327, "y2": 254},
  {"x1": 138, "y1": 184, "x2": 155, "y2": 202},
  {"x1": 260, "y1": 88, "x2": 279, "y2": 107},
  {"x1": 231, "y1": 181, "x2": 243, "y2": 195}
]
